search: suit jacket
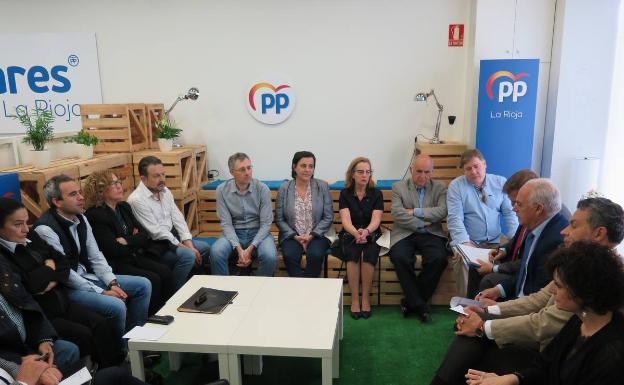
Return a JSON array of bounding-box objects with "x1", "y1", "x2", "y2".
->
[
  {"x1": 0, "y1": 255, "x2": 57, "y2": 364},
  {"x1": 491, "y1": 281, "x2": 573, "y2": 350},
  {"x1": 518, "y1": 312, "x2": 624, "y2": 385},
  {"x1": 275, "y1": 178, "x2": 334, "y2": 244},
  {"x1": 0, "y1": 231, "x2": 71, "y2": 318},
  {"x1": 389, "y1": 178, "x2": 448, "y2": 248},
  {"x1": 499, "y1": 212, "x2": 568, "y2": 298},
  {"x1": 85, "y1": 202, "x2": 161, "y2": 270}
]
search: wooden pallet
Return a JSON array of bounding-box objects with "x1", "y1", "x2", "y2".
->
[
  {"x1": 175, "y1": 191, "x2": 199, "y2": 237},
  {"x1": 132, "y1": 147, "x2": 197, "y2": 199},
  {"x1": 146, "y1": 104, "x2": 166, "y2": 149},
  {"x1": 80, "y1": 104, "x2": 149, "y2": 153},
  {"x1": 0, "y1": 154, "x2": 133, "y2": 222},
  {"x1": 185, "y1": 144, "x2": 208, "y2": 187},
  {"x1": 416, "y1": 142, "x2": 467, "y2": 186}
]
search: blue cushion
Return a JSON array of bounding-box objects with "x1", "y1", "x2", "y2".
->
[
  {"x1": 329, "y1": 179, "x2": 400, "y2": 190},
  {"x1": 202, "y1": 179, "x2": 288, "y2": 191}
]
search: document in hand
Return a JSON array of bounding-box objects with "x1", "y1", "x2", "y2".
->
[
  {"x1": 453, "y1": 244, "x2": 491, "y2": 268},
  {"x1": 177, "y1": 287, "x2": 238, "y2": 314}
]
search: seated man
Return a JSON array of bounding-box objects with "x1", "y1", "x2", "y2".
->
[
  {"x1": 33, "y1": 175, "x2": 151, "y2": 343},
  {"x1": 0, "y1": 255, "x2": 79, "y2": 376},
  {"x1": 210, "y1": 153, "x2": 277, "y2": 276},
  {"x1": 389, "y1": 154, "x2": 448, "y2": 323},
  {"x1": 477, "y1": 179, "x2": 568, "y2": 301},
  {"x1": 128, "y1": 156, "x2": 211, "y2": 290},
  {"x1": 473, "y1": 169, "x2": 537, "y2": 291},
  {"x1": 428, "y1": 197, "x2": 623, "y2": 385},
  {"x1": 447, "y1": 149, "x2": 518, "y2": 297}
]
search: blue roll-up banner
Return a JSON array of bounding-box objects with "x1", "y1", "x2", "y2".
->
[{"x1": 475, "y1": 59, "x2": 540, "y2": 178}]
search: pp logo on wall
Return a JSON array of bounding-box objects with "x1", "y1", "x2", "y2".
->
[
  {"x1": 476, "y1": 59, "x2": 539, "y2": 178},
  {"x1": 247, "y1": 80, "x2": 296, "y2": 125},
  {"x1": 0, "y1": 33, "x2": 102, "y2": 134}
]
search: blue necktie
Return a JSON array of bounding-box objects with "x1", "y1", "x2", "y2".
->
[{"x1": 515, "y1": 232, "x2": 535, "y2": 296}]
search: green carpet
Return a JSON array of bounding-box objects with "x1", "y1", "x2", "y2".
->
[{"x1": 152, "y1": 305, "x2": 455, "y2": 385}]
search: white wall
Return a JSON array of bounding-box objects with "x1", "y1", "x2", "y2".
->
[
  {"x1": 543, "y1": 0, "x2": 623, "y2": 209},
  {"x1": 2, "y1": 0, "x2": 472, "y2": 181}
]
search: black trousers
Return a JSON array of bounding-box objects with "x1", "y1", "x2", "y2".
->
[
  {"x1": 115, "y1": 256, "x2": 175, "y2": 315},
  {"x1": 389, "y1": 232, "x2": 448, "y2": 312},
  {"x1": 432, "y1": 313, "x2": 540, "y2": 385},
  {"x1": 50, "y1": 303, "x2": 123, "y2": 368},
  {"x1": 94, "y1": 367, "x2": 148, "y2": 385},
  {"x1": 282, "y1": 238, "x2": 329, "y2": 278}
]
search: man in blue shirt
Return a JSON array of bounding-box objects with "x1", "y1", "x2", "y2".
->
[{"x1": 447, "y1": 149, "x2": 518, "y2": 297}]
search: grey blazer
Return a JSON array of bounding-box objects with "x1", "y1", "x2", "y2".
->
[
  {"x1": 389, "y1": 178, "x2": 448, "y2": 248},
  {"x1": 275, "y1": 178, "x2": 334, "y2": 244}
]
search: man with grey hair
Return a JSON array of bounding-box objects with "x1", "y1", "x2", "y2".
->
[
  {"x1": 476, "y1": 178, "x2": 569, "y2": 301},
  {"x1": 210, "y1": 153, "x2": 277, "y2": 276}
]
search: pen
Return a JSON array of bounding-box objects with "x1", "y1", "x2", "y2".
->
[{"x1": 36, "y1": 352, "x2": 49, "y2": 362}]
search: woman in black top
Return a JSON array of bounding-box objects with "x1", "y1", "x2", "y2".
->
[
  {"x1": 83, "y1": 170, "x2": 174, "y2": 315},
  {"x1": 465, "y1": 241, "x2": 624, "y2": 385},
  {"x1": 338, "y1": 157, "x2": 383, "y2": 319},
  {"x1": 0, "y1": 197, "x2": 123, "y2": 367}
]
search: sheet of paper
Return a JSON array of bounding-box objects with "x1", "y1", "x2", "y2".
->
[
  {"x1": 60, "y1": 367, "x2": 91, "y2": 385},
  {"x1": 456, "y1": 244, "x2": 491, "y2": 266},
  {"x1": 123, "y1": 325, "x2": 168, "y2": 341},
  {"x1": 449, "y1": 305, "x2": 468, "y2": 316},
  {"x1": 450, "y1": 296, "x2": 485, "y2": 308}
]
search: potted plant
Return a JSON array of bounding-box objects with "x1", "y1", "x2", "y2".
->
[
  {"x1": 13, "y1": 108, "x2": 55, "y2": 168},
  {"x1": 155, "y1": 118, "x2": 182, "y2": 152},
  {"x1": 63, "y1": 130, "x2": 99, "y2": 159}
]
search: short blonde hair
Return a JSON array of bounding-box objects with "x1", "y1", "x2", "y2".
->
[
  {"x1": 344, "y1": 157, "x2": 376, "y2": 190},
  {"x1": 83, "y1": 170, "x2": 115, "y2": 210}
]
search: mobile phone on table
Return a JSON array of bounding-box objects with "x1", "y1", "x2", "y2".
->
[{"x1": 147, "y1": 315, "x2": 175, "y2": 325}]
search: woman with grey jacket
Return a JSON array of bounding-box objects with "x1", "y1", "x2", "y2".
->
[{"x1": 275, "y1": 151, "x2": 334, "y2": 277}]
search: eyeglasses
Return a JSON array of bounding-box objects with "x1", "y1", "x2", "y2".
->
[
  {"x1": 234, "y1": 165, "x2": 253, "y2": 173},
  {"x1": 109, "y1": 180, "x2": 122, "y2": 187},
  {"x1": 354, "y1": 170, "x2": 372, "y2": 175}
]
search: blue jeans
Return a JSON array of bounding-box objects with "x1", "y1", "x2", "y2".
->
[
  {"x1": 53, "y1": 339, "x2": 80, "y2": 371},
  {"x1": 210, "y1": 229, "x2": 277, "y2": 276},
  {"x1": 67, "y1": 275, "x2": 151, "y2": 340},
  {"x1": 161, "y1": 240, "x2": 211, "y2": 290}
]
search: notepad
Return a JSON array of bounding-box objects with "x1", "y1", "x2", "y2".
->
[
  {"x1": 454, "y1": 244, "x2": 491, "y2": 268},
  {"x1": 59, "y1": 367, "x2": 91, "y2": 385},
  {"x1": 177, "y1": 287, "x2": 238, "y2": 314}
]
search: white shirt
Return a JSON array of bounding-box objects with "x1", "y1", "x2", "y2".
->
[{"x1": 127, "y1": 181, "x2": 192, "y2": 245}]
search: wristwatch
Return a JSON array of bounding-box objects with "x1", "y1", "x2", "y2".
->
[
  {"x1": 108, "y1": 280, "x2": 119, "y2": 290},
  {"x1": 475, "y1": 322, "x2": 486, "y2": 338}
]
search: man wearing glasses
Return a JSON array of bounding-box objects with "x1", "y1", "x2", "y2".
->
[
  {"x1": 447, "y1": 149, "x2": 518, "y2": 297},
  {"x1": 209, "y1": 153, "x2": 277, "y2": 276},
  {"x1": 389, "y1": 154, "x2": 449, "y2": 323},
  {"x1": 128, "y1": 156, "x2": 211, "y2": 290}
]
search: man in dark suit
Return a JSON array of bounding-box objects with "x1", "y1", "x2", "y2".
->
[
  {"x1": 429, "y1": 178, "x2": 569, "y2": 385},
  {"x1": 476, "y1": 178, "x2": 568, "y2": 301},
  {"x1": 389, "y1": 154, "x2": 448, "y2": 323}
]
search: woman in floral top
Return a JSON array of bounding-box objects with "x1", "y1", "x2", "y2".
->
[{"x1": 275, "y1": 151, "x2": 333, "y2": 277}]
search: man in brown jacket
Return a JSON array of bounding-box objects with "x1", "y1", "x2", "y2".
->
[{"x1": 429, "y1": 197, "x2": 624, "y2": 385}]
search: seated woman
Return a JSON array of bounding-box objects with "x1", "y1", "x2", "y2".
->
[
  {"x1": 465, "y1": 240, "x2": 624, "y2": 385},
  {"x1": 83, "y1": 170, "x2": 174, "y2": 315},
  {"x1": 338, "y1": 157, "x2": 383, "y2": 319},
  {"x1": 0, "y1": 197, "x2": 123, "y2": 368},
  {"x1": 276, "y1": 151, "x2": 333, "y2": 278}
]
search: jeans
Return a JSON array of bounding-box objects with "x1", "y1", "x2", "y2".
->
[
  {"x1": 210, "y1": 229, "x2": 277, "y2": 276},
  {"x1": 161, "y1": 240, "x2": 211, "y2": 290},
  {"x1": 67, "y1": 275, "x2": 151, "y2": 341},
  {"x1": 281, "y1": 237, "x2": 329, "y2": 278},
  {"x1": 53, "y1": 339, "x2": 80, "y2": 372}
]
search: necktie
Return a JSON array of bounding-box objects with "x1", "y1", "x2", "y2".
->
[
  {"x1": 511, "y1": 227, "x2": 528, "y2": 262},
  {"x1": 515, "y1": 232, "x2": 535, "y2": 296}
]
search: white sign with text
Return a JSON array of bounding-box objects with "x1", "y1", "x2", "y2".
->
[{"x1": 0, "y1": 33, "x2": 102, "y2": 133}]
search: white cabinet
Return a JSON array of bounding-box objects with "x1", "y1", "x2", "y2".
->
[{"x1": 475, "y1": 0, "x2": 556, "y2": 62}]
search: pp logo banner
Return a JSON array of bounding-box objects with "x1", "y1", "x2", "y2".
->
[
  {"x1": 247, "y1": 81, "x2": 296, "y2": 125},
  {"x1": 476, "y1": 59, "x2": 539, "y2": 178}
]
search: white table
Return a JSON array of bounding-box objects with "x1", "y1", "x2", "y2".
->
[{"x1": 128, "y1": 276, "x2": 343, "y2": 384}]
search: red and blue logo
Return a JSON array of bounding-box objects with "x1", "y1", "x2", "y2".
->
[
  {"x1": 486, "y1": 71, "x2": 529, "y2": 102},
  {"x1": 247, "y1": 81, "x2": 296, "y2": 125}
]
